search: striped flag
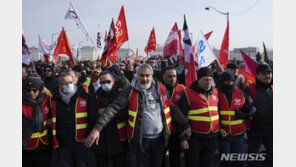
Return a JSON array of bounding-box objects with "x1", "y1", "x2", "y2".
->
[{"x1": 183, "y1": 15, "x2": 197, "y2": 87}]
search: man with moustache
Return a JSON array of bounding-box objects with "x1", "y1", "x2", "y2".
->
[{"x1": 85, "y1": 63, "x2": 191, "y2": 167}]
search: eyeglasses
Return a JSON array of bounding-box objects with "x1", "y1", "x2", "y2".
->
[
  {"x1": 44, "y1": 70, "x2": 52, "y2": 72},
  {"x1": 100, "y1": 80, "x2": 111, "y2": 84},
  {"x1": 25, "y1": 89, "x2": 38, "y2": 93}
]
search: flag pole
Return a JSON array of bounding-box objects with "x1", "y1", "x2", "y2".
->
[{"x1": 69, "y1": 1, "x2": 99, "y2": 60}]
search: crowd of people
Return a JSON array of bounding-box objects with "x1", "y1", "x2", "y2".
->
[{"x1": 22, "y1": 56, "x2": 273, "y2": 167}]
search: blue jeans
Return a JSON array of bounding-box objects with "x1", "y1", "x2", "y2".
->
[
  {"x1": 247, "y1": 130, "x2": 273, "y2": 167},
  {"x1": 219, "y1": 135, "x2": 245, "y2": 167},
  {"x1": 56, "y1": 142, "x2": 88, "y2": 167}
]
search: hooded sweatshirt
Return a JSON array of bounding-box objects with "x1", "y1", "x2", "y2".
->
[{"x1": 131, "y1": 78, "x2": 163, "y2": 139}]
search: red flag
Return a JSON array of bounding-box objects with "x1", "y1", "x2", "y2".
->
[
  {"x1": 22, "y1": 34, "x2": 31, "y2": 65},
  {"x1": 53, "y1": 27, "x2": 76, "y2": 65},
  {"x1": 115, "y1": 6, "x2": 129, "y2": 49},
  {"x1": 104, "y1": 31, "x2": 107, "y2": 42},
  {"x1": 44, "y1": 54, "x2": 50, "y2": 63},
  {"x1": 163, "y1": 23, "x2": 179, "y2": 56},
  {"x1": 144, "y1": 28, "x2": 156, "y2": 55},
  {"x1": 237, "y1": 69, "x2": 255, "y2": 87},
  {"x1": 178, "y1": 29, "x2": 184, "y2": 66},
  {"x1": 218, "y1": 22, "x2": 229, "y2": 69},
  {"x1": 240, "y1": 50, "x2": 258, "y2": 76},
  {"x1": 130, "y1": 51, "x2": 135, "y2": 63},
  {"x1": 183, "y1": 15, "x2": 197, "y2": 87},
  {"x1": 204, "y1": 31, "x2": 213, "y2": 40},
  {"x1": 100, "y1": 19, "x2": 118, "y2": 66}
]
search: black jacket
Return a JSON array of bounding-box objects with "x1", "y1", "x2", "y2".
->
[
  {"x1": 87, "y1": 87, "x2": 128, "y2": 155},
  {"x1": 178, "y1": 80, "x2": 219, "y2": 140},
  {"x1": 43, "y1": 65, "x2": 58, "y2": 93},
  {"x1": 244, "y1": 79, "x2": 273, "y2": 132},
  {"x1": 94, "y1": 79, "x2": 189, "y2": 149},
  {"x1": 50, "y1": 85, "x2": 89, "y2": 148}
]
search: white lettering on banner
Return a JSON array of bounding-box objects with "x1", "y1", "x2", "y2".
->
[
  {"x1": 44, "y1": 107, "x2": 49, "y2": 114},
  {"x1": 234, "y1": 98, "x2": 241, "y2": 106},
  {"x1": 220, "y1": 153, "x2": 266, "y2": 161},
  {"x1": 238, "y1": 74, "x2": 245, "y2": 83},
  {"x1": 196, "y1": 31, "x2": 217, "y2": 68}
]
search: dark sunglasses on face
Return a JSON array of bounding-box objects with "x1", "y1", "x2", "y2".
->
[
  {"x1": 44, "y1": 70, "x2": 52, "y2": 72},
  {"x1": 100, "y1": 80, "x2": 111, "y2": 84},
  {"x1": 25, "y1": 89, "x2": 38, "y2": 93}
]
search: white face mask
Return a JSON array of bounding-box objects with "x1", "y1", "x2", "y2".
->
[
  {"x1": 63, "y1": 83, "x2": 75, "y2": 94},
  {"x1": 101, "y1": 83, "x2": 112, "y2": 91}
]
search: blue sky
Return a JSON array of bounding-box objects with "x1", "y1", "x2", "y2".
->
[{"x1": 22, "y1": 0, "x2": 272, "y2": 56}]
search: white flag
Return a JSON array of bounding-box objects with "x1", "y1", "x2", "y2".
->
[
  {"x1": 38, "y1": 35, "x2": 56, "y2": 55},
  {"x1": 65, "y1": 2, "x2": 91, "y2": 39},
  {"x1": 96, "y1": 24, "x2": 104, "y2": 59},
  {"x1": 196, "y1": 31, "x2": 217, "y2": 68}
]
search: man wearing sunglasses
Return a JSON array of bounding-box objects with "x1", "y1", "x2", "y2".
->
[
  {"x1": 22, "y1": 74, "x2": 52, "y2": 167},
  {"x1": 49, "y1": 72, "x2": 89, "y2": 167},
  {"x1": 43, "y1": 64, "x2": 58, "y2": 93},
  {"x1": 86, "y1": 71, "x2": 128, "y2": 167},
  {"x1": 85, "y1": 63, "x2": 191, "y2": 167}
]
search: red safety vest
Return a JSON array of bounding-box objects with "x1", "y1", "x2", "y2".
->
[
  {"x1": 50, "y1": 96, "x2": 88, "y2": 148},
  {"x1": 170, "y1": 84, "x2": 185, "y2": 131},
  {"x1": 22, "y1": 95, "x2": 50, "y2": 150},
  {"x1": 184, "y1": 88, "x2": 219, "y2": 134},
  {"x1": 218, "y1": 88, "x2": 245, "y2": 135},
  {"x1": 96, "y1": 97, "x2": 127, "y2": 141},
  {"x1": 127, "y1": 83, "x2": 172, "y2": 139}
]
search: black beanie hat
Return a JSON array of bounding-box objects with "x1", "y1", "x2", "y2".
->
[
  {"x1": 197, "y1": 67, "x2": 213, "y2": 80},
  {"x1": 24, "y1": 73, "x2": 44, "y2": 91},
  {"x1": 226, "y1": 63, "x2": 238, "y2": 69},
  {"x1": 108, "y1": 65, "x2": 123, "y2": 80},
  {"x1": 220, "y1": 71, "x2": 235, "y2": 82},
  {"x1": 256, "y1": 64, "x2": 272, "y2": 74}
]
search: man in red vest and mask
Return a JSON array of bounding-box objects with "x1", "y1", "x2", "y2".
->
[
  {"x1": 217, "y1": 71, "x2": 255, "y2": 167},
  {"x1": 161, "y1": 66, "x2": 186, "y2": 167},
  {"x1": 22, "y1": 73, "x2": 52, "y2": 167},
  {"x1": 86, "y1": 71, "x2": 128, "y2": 167},
  {"x1": 50, "y1": 72, "x2": 89, "y2": 167},
  {"x1": 85, "y1": 63, "x2": 191, "y2": 167},
  {"x1": 178, "y1": 67, "x2": 220, "y2": 167}
]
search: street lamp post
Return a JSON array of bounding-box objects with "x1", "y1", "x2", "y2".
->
[
  {"x1": 205, "y1": 6, "x2": 230, "y2": 66},
  {"x1": 51, "y1": 32, "x2": 60, "y2": 45},
  {"x1": 205, "y1": 6, "x2": 229, "y2": 24}
]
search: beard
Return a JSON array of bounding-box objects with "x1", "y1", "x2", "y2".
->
[{"x1": 138, "y1": 80, "x2": 152, "y2": 90}]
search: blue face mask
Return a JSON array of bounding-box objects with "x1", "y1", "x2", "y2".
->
[
  {"x1": 101, "y1": 83, "x2": 112, "y2": 91},
  {"x1": 63, "y1": 83, "x2": 75, "y2": 94}
]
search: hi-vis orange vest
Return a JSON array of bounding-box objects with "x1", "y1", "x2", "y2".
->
[
  {"x1": 95, "y1": 97, "x2": 127, "y2": 141},
  {"x1": 171, "y1": 84, "x2": 185, "y2": 131},
  {"x1": 127, "y1": 83, "x2": 172, "y2": 139},
  {"x1": 218, "y1": 88, "x2": 245, "y2": 135},
  {"x1": 22, "y1": 96, "x2": 50, "y2": 150},
  {"x1": 184, "y1": 88, "x2": 219, "y2": 134},
  {"x1": 50, "y1": 96, "x2": 88, "y2": 148}
]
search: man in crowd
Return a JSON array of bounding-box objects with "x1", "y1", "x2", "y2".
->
[
  {"x1": 50, "y1": 72, "x2": 89, "y2": 167},
  {"x1": 84, "y1": 63, "x2": 191, "y2": 167},
  {"x1": 43, "y1": 64, "x2": 58, "y2": 93},
  {"x1": 217, "y1": 71, "x2": 255, "y2": 167},
  {"x1": 124, "y1": 63, "x2": 135, "y2": 82},
  {"x1": 72, "y1": 65, "x2": 91, "y2": 93},
  {"x1": 161, "y1": 66, "x2": 186, "y2": 167},
  {"x1": 147, "y1": 57, "x2": 162, "y2": 80},
  {"x1": 22, "y1": 66, "x2": 29, "y2": 87},
  {"x1": 178, "y1": 67, "x2": 220, "y2": 167},
  {"x1": 87, "y1": 71, "x2": 128, "y2": 167},
  {"x1": 245, "y1": 64, "x2": 273, "y2": 167},
  {"x1": 108, "y1": 65, "x2": 131, "y2": 91},
  {"x1": 22, "y1": 74, "x2": 52, "y2": 167},
  {"x1": 226, "y1": 63, "x2": 243, "y2": 89}
]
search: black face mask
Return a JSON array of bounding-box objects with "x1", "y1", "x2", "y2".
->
[{"x1": 220, "y1": 83, "x2": 234, "y2": 94}]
